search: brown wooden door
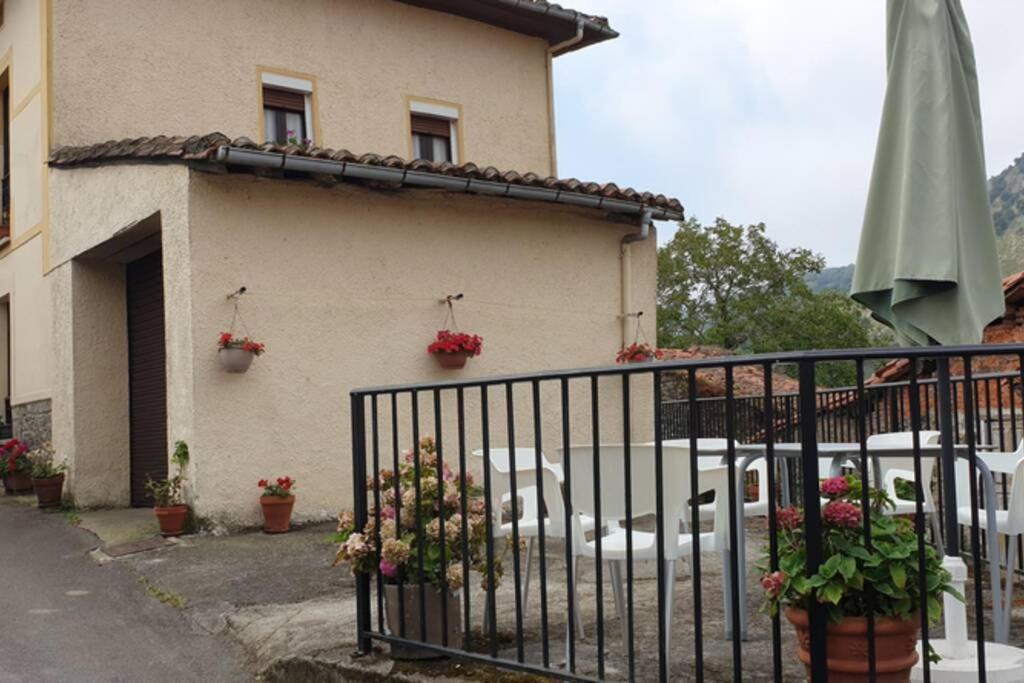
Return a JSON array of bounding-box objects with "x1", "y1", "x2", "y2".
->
[{"x1": 126, "y1": 251, "x2": 167, "y2": 507}]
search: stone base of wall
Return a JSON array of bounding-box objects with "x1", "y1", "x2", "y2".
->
[{"x1": 13, "y1": 399, "x2": 52, "y2": 447}]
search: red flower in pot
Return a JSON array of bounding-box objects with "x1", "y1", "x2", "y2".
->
[
  {"x1": 427, "y1": 330, "x2": 482, "y2": 370},
  {"x1": 615, "y1": 342, "x2": 664, "y2": 364},
  {"x1": 218, "y1": 332, "x2": 266, "y2": 373},
  {"x1": 259, "y1": 476, "x2": 296, "y2": 534}
]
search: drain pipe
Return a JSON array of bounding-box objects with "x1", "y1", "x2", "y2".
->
[
  {"x1": 621, "y1": 208, "x2": 653, "y2": 347},
  {"x1": 545, "y1": 18, "x2": 585, "y2": 176}
]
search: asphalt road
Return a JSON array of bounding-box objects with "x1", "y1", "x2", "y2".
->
[{"x1": 0, "y1": 500, "x2": 251, "y2": 683}]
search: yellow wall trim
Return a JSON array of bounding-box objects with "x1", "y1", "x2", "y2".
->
[
  {"x1": 255, "y1": 65, "x2": 321, "y2": 145},
  {"x1": 13, "y1": 82, "x2": 39, "y2": 117}
]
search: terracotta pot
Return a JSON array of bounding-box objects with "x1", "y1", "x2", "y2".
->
[
  {"x1": 154, "y1": 504, "x2": 189, "y2": 537},
  {"x1": 219, "y1": 347, "x2": 256, "y2": 373},
  {"x1": 384, "y1": 584, "x2": 461, "y2": 659},
  {"x1": 32, "y1": 474, "x2": 65, "y2": 509},
  {"x1": 260, "y1": 495, "x2": 295, "y2": 533},
  {"x1": 432, "y1": 351, "x2": 470, "y2": 370},
  {"x1": 785, "y1": 607, "x2": 920, "y2": 682},
  {"x1": 4, "y1": 470, "x2": 33, "y2": 495}
]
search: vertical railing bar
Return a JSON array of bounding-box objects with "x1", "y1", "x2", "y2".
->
[
  {"x1": 724, "y1": 367, "x2": 742, "y2": 681},
  {"x1": 505, "y1": 383, "x2": 526, "y2": 663},
  {"x1": 622, "y1": 374, "x2": 636, "y2": 682},
  {"x1": 799, "y1": 361, "x2": 827, "y2": 682},
  {"x1": 590, "y1": 376, "x2": 605, "y2": 679},
  {"x1": 456, "y1": 387, "x2": 472, "y2": 650},
  {"x1": 962, "y1": 359, "x2": 988, "y2": 679},
  {"x1": 909, "y1": 362, "x2": 931, "y2": 682},
  {"x1": 433, "y1": 389, "x2": 449, "y2": 648},
  {"x1": 854, "y1": 361, "x2": 877, "y2": 683},
  {"x1": 371, "y1": 395, "x2": 384, "y2": 634},
  {"x1": 391, "y1": 392, "x2": 406, "y2": 639},
  {"x1": 1017, "y1": 359, "x2": 1024, "y2": 575},
  {"x1": 531, "y1": 380, "x2": 551, "y2": 668},
  {"x1": 686, "y1": 368, "x2": 705, "y2": 683},
  {"x1": 762, "y1": 363, "x2": 783, "y2": 683},
  {"x1": 412, "y1": 391, "x2": 427, "y2": 643},
  {"x1": 352, "y1": 393, "x2": 372, "y2": 654},
  {"x1": 653, "y1": 370, "x2": 668, "y2": 683},
  {"x1": 480, "y1": 385, "x2": 498, "y2": 657},
  {"x1": 561, "y1": 377, "x2": 576, "y2": 673}
]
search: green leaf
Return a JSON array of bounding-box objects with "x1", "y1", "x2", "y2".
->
[
  {"x1": 819, "y1": 582, "x2": 844, "y2": 605},
  {"x1": 839, "y1": 556, "x2": 857, "y2": 581},
  {"x1": 927, "y1": 596, "x2": 942, "y2": 623},
  {"x1": 890, "y1": 564, "x2": 907, "y2": 590}
]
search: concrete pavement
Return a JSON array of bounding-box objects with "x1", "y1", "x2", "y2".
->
[{"x1": 0, "y1": 498, "x2": 251, "y2": 683}]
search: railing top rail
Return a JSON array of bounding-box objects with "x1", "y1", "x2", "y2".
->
[{"x1": 351, "y1": 343, "x2": 1024, "y2": 396}]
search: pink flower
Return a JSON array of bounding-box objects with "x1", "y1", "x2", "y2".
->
[
  {"x1": 823, "y1": 500, "x2": 862, "y2": 528},
  {"x1": 379, "y1": 558, "x2": 399, "y2": 578},
  {"x1": 761, "y1": 571, "x2": 786, "y2": 599},
  {"x1": 381, "y1": 506, "x2": 396, "y2": 520},
  {"x1": 821, "y1": 476, "x2": 850, "y2": 499},
  {"x1": 775, "y1": 506, "x2": 803, "y2": 531}
]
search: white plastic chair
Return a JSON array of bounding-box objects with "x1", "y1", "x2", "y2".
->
[
  {"x1": 867, "y1": 431, "x2": 944, "y2": 552},
  {"x1": 470, "y1": 448, "x2": 594, "y2": 633},
  {"x1": 562, "y1": 444, "x2": 734, "y2": 657},
  {"x1": 955, "y1": 441, "x2": 1024, "y2": 642}
]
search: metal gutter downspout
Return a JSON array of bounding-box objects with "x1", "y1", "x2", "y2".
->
[
  {"x1": 620, "y1": 208, "x2": 653, "y2": 347},
  {"x1": 545, "y1": 18, "x2": 584, "y2": 176}
]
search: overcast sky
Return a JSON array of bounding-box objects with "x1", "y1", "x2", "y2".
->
[{"x1": 552, "y1": 1, "x2": 1024, "y2": 266}]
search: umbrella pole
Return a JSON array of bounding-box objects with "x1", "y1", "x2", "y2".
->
[{"x1": 936, "y1": 357, "x2": 972, "y2": 658}]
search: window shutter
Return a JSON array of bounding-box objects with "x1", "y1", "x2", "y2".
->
[
  {"x1": 262, "y1": 86, "x2": 306, "y2": 112},
  {"x1": 411, "y1": 114, "x2": 452, "y2": 138}
]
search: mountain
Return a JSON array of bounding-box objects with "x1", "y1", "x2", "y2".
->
[
  {"x1": 991, "y1": 154, "x2": 1024, "y2": 276},
  {"x1": 806, "y1": 264, "x2": 854, "y2": 294}
]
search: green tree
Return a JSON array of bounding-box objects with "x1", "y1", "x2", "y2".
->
[{"x1": 657, "y1": 217, "x2": 885, "y2": 386}]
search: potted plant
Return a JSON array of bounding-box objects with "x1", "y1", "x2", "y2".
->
[
  {"x1": 28, "y1": 442, "x2": 66, "y2": 509},
  {"x1": 1, "y1": 438, "x2": 32, "y2": 494},
  {"x1": 258, "y1": 476, "x2": 296, "y2": 533},
  {"x1": 144, "y1": 441, "x2": 190, "y2": 537},
  {"x1": 426, "y1": 330, "x2": 482, "y2": 370},
  {"x1": 759, "y1": 474, "x2": 959, "y2": 681},
  {"x1": 615, "y1": 342, "x2": 663, "y2": 364},
  {"x1": 335, "y1": 436, "x2": 504, "y2": 659},
  {"x1": 218, "y1": 331, "x2": 266, "y2": 373}
]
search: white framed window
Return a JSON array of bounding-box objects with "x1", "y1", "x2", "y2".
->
[
  {"x1": 410, "y1": 101, "x2": 459, "y2": 164},
  {"x1": 261, "y1": 72, "x2": 315, "y2": 145}
]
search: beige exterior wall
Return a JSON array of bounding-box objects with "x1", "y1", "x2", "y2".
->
[
  {"x1": 186, "y1": 172, "x2": 656, "y2": 526},
  {"x1": 51, "y1": 0, "x2": 555, "y2": 175},
  {"x1": 0, "y1": 0, "x2": 53, "y2": 427}
]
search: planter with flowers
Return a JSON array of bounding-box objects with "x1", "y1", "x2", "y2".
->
[
  {"x1": 760, "y1": 474, "x2": 959, "y2": 682},
  {"x1": 427, "y1": 330, "x2": 482, "y2": 370},
  {"x1": 28, "y1": 442, "x2": 66, "y2": 509},
  {"x1": 335, "y1": 436, "x2": 505, "y2": 659},
  {"x1": 1, "y1": 438, "x2": 32, "y2": 494},
  {"x1": 616, "y1": 342, "x2": 663, "y2": 364},
  {"x1": 145, "y1": 441, "x2": 190, "y2": 537},
  {"x1": 218, "y1": 332, "x2": 265, "y2": 373},
  {"x1": 259, "y1": 477, "x2": 296, "y2": 533}
]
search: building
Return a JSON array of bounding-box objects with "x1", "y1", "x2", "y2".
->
[{"x1": 1, "y1": 0, "x2": 681, "y2": 526}]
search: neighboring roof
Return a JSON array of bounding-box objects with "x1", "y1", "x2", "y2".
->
[
  {"x1": 394, "y1": 0, "x2": 617, "y2": 55},
  {"x1": 868, "y1": 270, "x2": 1024, "y2": 384},
  {"x1": 661, "y1": 346, "x2": 803, "y2": 398},
  {"x1": 48, "y1": 133, "x2": 684, "y2": 219}
]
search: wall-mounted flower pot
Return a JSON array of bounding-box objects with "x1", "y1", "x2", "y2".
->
[
  {"x1": 432, "y1": 351, "x2": 471, "y2": 370},
  {"x1": 154, "y1": 504, "x2": 189, "y2": 537},
  {"x1": 219, "y1": 347, "x2": 256, "y2": 373},
  {"x1": 32, "y1": 474, "x2": 65, "y2": 508},
  {"x1": 3, "y1": 471, "x2": 33, "y2": 495},
  {"x1": 260, "y1": 495, "x2": 296, "y2": 534}
]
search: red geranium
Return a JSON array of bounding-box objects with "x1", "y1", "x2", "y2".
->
[
  {"x1": 219, "y1": 332, "x2": 266, "y2": 356},
  {"x1": 1, "y1": 439, "x2": 29, "y2": 475},
  {"x1": 616, "y1": 342, "x2": 664, "y2": 364},
  {"x1": 259, "y1": 476, "x2": 296, "y2": 498},
  {"x1": 426, "y1": 330, "x2": 483, "y2": 357}
]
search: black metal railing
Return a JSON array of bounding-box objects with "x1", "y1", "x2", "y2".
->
[{"x1": 348, "y1": 345, "x2": 1024, "y2": 682}]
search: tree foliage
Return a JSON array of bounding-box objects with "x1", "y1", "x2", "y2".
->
[{"x1": 657, "y1": 217, "x2": 887, "y2": 386}]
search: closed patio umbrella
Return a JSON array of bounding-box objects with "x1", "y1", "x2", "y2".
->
[{"x1": 851, "y1": 1, "x2": 1024, "y2": 678}]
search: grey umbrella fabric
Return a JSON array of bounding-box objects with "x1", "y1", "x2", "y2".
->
[{"x1": 851, "y1": 0, "x2": 1003, "y2": 346}]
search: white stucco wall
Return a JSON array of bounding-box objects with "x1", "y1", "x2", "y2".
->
[
  {"x1": 186, "y1": 171, "x2": 657, "y2": 526},
  {"x1": 51, "y1": 0, "x2": 555, "y2": 174}
]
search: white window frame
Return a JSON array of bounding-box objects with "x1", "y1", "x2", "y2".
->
[
  {"x1": 410, "y1": 100, "x2": 459, "y2": 164},
  {"x1": 261, "y1": 72, "x2": 315, "y2": 144}
]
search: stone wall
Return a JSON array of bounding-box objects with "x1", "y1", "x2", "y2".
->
[{"x1": 13, "y1": 399, "x2": 52, "y2": 448}]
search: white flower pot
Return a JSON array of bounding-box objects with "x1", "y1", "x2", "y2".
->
[{"x1": 219, "y1": 347, "x2": 256, "y2": 373}]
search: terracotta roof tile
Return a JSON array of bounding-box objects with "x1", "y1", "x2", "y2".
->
[{"x1": 49, "y1": 133, "x2": 684, "y2": 215}]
